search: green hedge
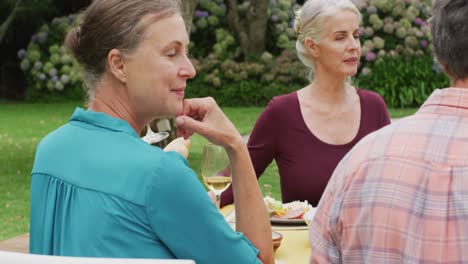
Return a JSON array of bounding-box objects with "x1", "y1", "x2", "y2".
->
[
  {"x1": 186, "y1": 74, "x2": 303, "y2": 106},
  {"x1": 354, "y1": 55, "x2": 449, "y2": 107}
]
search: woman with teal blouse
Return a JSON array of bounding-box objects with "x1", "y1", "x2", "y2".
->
[{"x1": 29, "y1": 1, "x2": 274, "y2": 263}]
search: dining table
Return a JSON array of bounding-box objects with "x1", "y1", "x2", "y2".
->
[{"x1": 220, "y1": 205, "x2": 311, "y2": 264}]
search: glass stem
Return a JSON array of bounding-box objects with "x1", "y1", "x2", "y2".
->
[{"x1": 216, "y1": 194, "x2": 221, "y2": 209}]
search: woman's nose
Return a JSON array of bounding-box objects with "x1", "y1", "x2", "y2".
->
[
  {"x1": 180, "y1": 56, "x2": 196, "y2": 79},
  {"x1": 349, "y1": 36, "x2": 360, "y2": 50}
]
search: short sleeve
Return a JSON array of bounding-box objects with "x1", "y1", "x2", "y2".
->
[
  {"x1": 146, "y1": 152, "x2": 260, "y2": 264},
  {"x1": 375, "y1": 94, "x2": 391, "y2": 126}
]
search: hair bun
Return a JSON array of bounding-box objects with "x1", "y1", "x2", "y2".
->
[{"x1": 64, "y1": 26, "x2": 81, "y2": 59}]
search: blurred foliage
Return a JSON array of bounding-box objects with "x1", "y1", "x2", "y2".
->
[
  {"x1": 354, "y1": 54, "x2": 449, "y2": 107},
  {"x1": 18, "y1": 15, "x2": 85, "y2": 102},
  {"x1": 1, "y1": 0, "x2": 90, "y2": 100},
  {"x1": 0, "y1": 0, "x2": 52, "y2": 44},
  {"x1": 17, "y1": 0, "x2": 449, "y2": 107}
]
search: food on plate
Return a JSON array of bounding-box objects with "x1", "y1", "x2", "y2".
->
[{"x1": 263, "y1": 196, "x2": 312, "y2": 219}]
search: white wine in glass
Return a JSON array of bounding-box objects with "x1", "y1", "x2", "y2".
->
[{"x1": 201, "y1": 143, "x2": 231, "y2": 209}]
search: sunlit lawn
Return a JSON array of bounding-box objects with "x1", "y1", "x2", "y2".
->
[{"x1": 0, "y1": 100, "x2": 416, "y2": 240}]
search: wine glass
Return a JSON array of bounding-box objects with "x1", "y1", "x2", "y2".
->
[
  {"x1": 201, "y1": 143, "x2": 232, "y2": 209},
  {"x1": 142, "y1": 124, "x2": 169, "y2": 145}
]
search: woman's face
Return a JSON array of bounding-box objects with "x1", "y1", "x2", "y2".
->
[
  {"x1": 123, "y1": 13, "x2": 196, "y2": 120},
  {"x1": 312, "y1": 10, "x2": 361, "y2": 78}
]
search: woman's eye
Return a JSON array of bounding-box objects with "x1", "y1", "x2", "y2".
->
[{"x1": 166, "y1": 50, "x2": 177, "y2": 57}]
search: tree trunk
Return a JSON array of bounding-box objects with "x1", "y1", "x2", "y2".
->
[
  {"x1": 0, "y1": 0, "x2": 22, "y2": 44},
  {"x1": 225, "y1": 0, "x2": 269, "y2": 59},
  {"x1": 179, "y1": 0, "x2": 198, "y2": 33}
]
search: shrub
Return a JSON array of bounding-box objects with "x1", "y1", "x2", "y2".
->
[
  {"x1": 189, "y1": 0, "x2": 306, "y2": 104},
  {"x1": 18, "y1": 15, "x2": 84, "y2": 102},
  {"x1": 18, "y1": 0, "x2": 446, "y2": 108},
  {"x1": 354, "y1": 54, "x2": 449, "y2": 107},
  {"x1": 187, "y1": 0, "x2": 442, "y2": 107},
  {"x1": 355, "y1": 0, "x2": 433, "y2": 75}
]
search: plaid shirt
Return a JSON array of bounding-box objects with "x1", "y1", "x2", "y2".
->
[{"x1": 309, "y1": 88, "x2": 468, "y2": 264}]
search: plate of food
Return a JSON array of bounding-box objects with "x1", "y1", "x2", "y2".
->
[
  {"x1": 264, "y1": 196, "x2": 314, "y2": 225},
  {"x1": 272, "y1": 231, "x2": 283, "y2": 251}
]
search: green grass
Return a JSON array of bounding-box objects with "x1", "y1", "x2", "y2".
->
[
  {"x1": 0, "y1": 101, "x2": 416, "y2": 240},
  {"x1": 0, "y1": 101, "x2": 86, "y2": 240},
  {"x1": 388, "y1": 108, "x2": 418, "y2": 118}
]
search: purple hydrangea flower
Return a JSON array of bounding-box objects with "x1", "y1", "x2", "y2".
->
[
  {"x1": 359, "y1": 27, "x2": 365, "y2": 35},
  {"x1": 420, "y1": 39, "x2": 428, "y2": 48},
  {"x1": 60, "y1": 74, "x2": 70, "y2": 84},
  {"x1": 195, "y1": 10, "x2": 209, "y2": 18},
  {"x1": 414, "y1": 17, "x2": 424, "y2": 26},
  {"x1": 365, "y1": 52, "x2": 377, "y2": 62},
  {"x1": 34, "y1": 61, "x2": 43, "y2": 70},
  {"x1": 289, "y1": 19, "x2": 295, "y2": 28},
  {"x1": 271, "y1": 15, "x2": 278, "y2": 22},
  {"x1": 51, "y1": 76, "x2": 59, "y2": 82},
  {"x1": 364, "y1": 27, "x2": 374, "y2": 37},
  {"x1": 38, "y1": 73, "x2": 47, "y2": 81},
  {"x1": 49, "y1": 68, "x2": 58, "y2": 77},
  {"x1": 17, "y1": 49, "x2": 26, "y2": 59},
  {"x1": 367, "y1": 6, "x2": 378, "y2": 14},
  {"x1": 31, "y1": 34, "x2": 38, "y2": 43},
  {"x1": 361, "y1": 67, "x2": 371, "y2": 76}
]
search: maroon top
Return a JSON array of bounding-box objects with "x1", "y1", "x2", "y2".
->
[{"x1": 221, "y1": 89, "x2": 390, "y2": 207}]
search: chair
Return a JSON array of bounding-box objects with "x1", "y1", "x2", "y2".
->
[{"x1": 0, "y1": 250, "x2": 196, "y2": 264}]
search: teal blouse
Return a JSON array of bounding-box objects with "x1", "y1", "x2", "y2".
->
[{"x1": 30, "y1": 108, "x2": 259, "y2": 264}]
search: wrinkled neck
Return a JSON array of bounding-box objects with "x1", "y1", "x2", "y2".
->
[{"x1": 88, "y1": 74, "x2": 144, "y2": 133}]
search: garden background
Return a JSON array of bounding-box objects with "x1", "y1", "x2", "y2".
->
[{"x1": 0, "y1": 0, "x2": 449, "y2": 240}]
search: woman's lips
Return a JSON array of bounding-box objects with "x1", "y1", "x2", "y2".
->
[
  {"x1": 344, "y1": 57, "x2": 359, "y2": 65},
  {"x1": 344, "y1": 57, "x2": 358, "y2": 62},
  {"x1": 172, "y1": 88, "x2": 185, "y2": 97}
]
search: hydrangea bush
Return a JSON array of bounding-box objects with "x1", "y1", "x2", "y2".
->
[
  {"x1": 352, "y1": 0, "x2": 449, "y2": 107},
  {"x1": 354, "y1": 0, "x2": 433, "y2": 76},
  {"x1": 187, "y1": 0, "x2": 307, "y2": 104},
  {"x1": 188, "y1": 0, "x2": 448, "y2": 107},
  {"x1": 18, "y1": 15, "x2": 84, "y2": 101},
  {"x1": 20, "y1": 0, "x2": 448, "y2": 107}
]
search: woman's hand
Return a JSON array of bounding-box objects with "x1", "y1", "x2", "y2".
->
[
  {"x1": 176, "y1": 97, "x2": 274, "y2": 264},
  {"x1": 163, "y1": 137, "x2": 191, "y2": 159},
  {"x1": 175, "y1": 97, "x2": 244, "y2": 151}
]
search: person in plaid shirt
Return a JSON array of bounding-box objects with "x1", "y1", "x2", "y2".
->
[{"x1": 309, "y1": 0, "x2": 468, "y2": 263}]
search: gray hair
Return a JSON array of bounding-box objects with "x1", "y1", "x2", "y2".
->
[
  {"x1": 294, "y1": 0, "x2": 361, "y2": 81},
  {"x1": 429, "y1": 0, "x2": 468, "y2": 80},
  {"x1": 64, "y1": 0, "x2": 181, "y2": 102}
]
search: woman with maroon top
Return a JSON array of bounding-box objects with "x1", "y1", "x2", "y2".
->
[{"x1": 219, "y1": 0, "x2": 390, "y2": 207}]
